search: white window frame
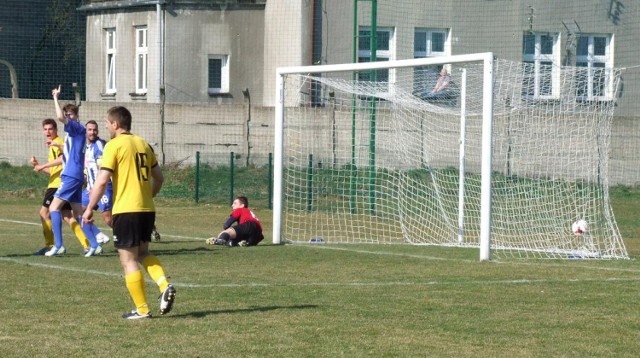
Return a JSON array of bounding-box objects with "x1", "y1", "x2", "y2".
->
[
  {"x1": 358, "y1": 27, "x2": 395, "y2": 85},
  {"x1": 105, "y1": 28, "x2": 116, "y2": 94},
  {"x1": 522, "y1": 32, "x2": 561, "y2": 99},
  {"x1": 413, "y1": 28, "x2": 451, "y2": 91},
  {"x1": 414, "y1": 28, "x2": 450, "y2": 58},
  {"x1": 207, "y1": 55, "x2": 229, "y2": 94},
  {"x1": 135, "y1": 26, "x2": 148, "y2": 94},
  {"x1": 575, "y1": 34, "x2": 614, "y2": 100}
]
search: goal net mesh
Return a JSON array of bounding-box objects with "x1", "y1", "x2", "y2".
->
[{"x1": 278, "y1": 58, "x2": 628, "y2": 259}]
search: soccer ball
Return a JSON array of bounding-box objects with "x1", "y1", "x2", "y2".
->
[{"x1": 571, "y1": 220, "x2": 589, "y2": 235}]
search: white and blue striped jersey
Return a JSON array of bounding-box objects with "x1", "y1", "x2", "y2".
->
[{"x1": 85, "y1": 137, "x2": 107, "y2": 190}]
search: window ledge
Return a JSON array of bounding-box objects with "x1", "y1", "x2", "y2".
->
[
  {"x1": 100, "y1": 92, "x2": 116, "y2": 100},
  {"x1": 208, "y1": 92, "x2": 233, "y2": 98},
  {"x1": 129, "y1": 92, "x2": 147, "y2": 101},
  {"x1": 576, "y1": 97, "x2": 614, "y2": 103}
]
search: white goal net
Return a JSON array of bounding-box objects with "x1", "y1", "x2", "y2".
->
[{"x1": 273, "y1": 54, "x2": 628, "y2": 260}]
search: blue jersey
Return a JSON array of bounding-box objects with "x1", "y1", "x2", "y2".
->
[{"x1": 62, "y1": 120, "x2": 86, "y2": 180}]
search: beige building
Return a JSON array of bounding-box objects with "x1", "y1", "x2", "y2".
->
[{"x1": 78, "y1": 0, "x2": 640, "y2": 115}]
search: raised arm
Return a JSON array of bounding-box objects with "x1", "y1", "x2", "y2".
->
[{"x1": 52, "y1": 85, "x2": 67, "y2": 124}]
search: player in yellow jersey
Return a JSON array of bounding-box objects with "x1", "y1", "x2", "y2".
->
[
  {"x1": 83, "y1": 106, "x2": 176, "y2": 319},
  {"x1": 30, "y1": 118, "x2": 91, "y2": 255}
]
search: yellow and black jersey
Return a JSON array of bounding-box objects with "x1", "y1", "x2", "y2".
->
[
  {"x1": 100, "y1": 133, "x2": 157, "y2": 215},
  {"x1": 47, "y1": 136, "x2": 64, "y2": 189}
]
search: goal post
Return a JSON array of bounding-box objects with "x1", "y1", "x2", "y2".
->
[
  {"x1": 274, "y1": 53, "x2": 495, "y2": 259},
  {"x1": 273, "y1": 52, "x2": 628, "y2": 261}
]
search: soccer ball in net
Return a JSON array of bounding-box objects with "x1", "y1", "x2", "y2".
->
[{"x1": 571, "y1": 220, "x2": 589, "y2": 235}]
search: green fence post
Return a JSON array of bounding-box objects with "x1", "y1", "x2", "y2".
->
[
  {"x1": 195, "y1": 151, "x2": 200, "y2": 203},
  {"x1": 307, "y1": 154, "x2": 313, "y2": 212},
  {"x1": 230, "y1": 152, "x2": 235, "y2": 205}
]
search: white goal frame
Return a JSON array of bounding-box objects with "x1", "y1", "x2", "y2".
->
[{"x1": 273, "y1": 52, "x2": 495, "y2": 260}]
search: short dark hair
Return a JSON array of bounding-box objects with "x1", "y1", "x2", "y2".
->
[
  {"x1": 85, "y1": 120, "x2": 98, "y2": 127},
  {"x1": 236, "y1": 196, "x2": 249, "y2": 207},
  {"x1": 106, "y1": 106, "x2": 132, "y2": 131},
  {"x1": 42, "y1": 118, "x2": 57, "y2": 129}
]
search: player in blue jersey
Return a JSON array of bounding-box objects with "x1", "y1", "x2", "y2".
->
[
  {"x1": 30, "y1": 119, "x2": 91, "y2": 255},
  {"x1": 81, "y1": 120, "x2": 113, "y2": 246},
  {"x1": 45, "y1": 85, "x2": 100, "y2": 257}
]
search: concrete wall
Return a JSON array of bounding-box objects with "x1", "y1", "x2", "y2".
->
[
  {"x1": 2, "y1": 98, "x2": 640, "y2": 186},
  {"x1": 0, "y1": 98, "x2": 273, "y2": 168}
]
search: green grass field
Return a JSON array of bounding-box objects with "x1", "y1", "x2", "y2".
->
[{"x1": 2, "y1": 165, "x2": 640, "y2": 357}]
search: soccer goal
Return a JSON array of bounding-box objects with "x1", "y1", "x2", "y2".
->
[{"x1": 273, "y1": 53, "x2": 628, "y2": 260}]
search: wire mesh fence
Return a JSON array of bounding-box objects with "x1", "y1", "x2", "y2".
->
[{"x1": 2, "y1": 0, "x2": 640, "y2": 195}]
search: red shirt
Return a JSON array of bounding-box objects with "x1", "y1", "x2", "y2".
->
[{"x1": 225, "y1": 207, "x2": 262, "y2": 232}]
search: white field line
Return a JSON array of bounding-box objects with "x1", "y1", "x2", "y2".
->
[
  {"x1": 2, "y1": 255, "x2": 640, "y2": 289},
  {"x1": 296, "y1": 243, "x2": 640, "y2": 274},
  {"x1": 3, "y1": 218, "x2": 640, "y2": 288},
  {"x1": 0, "y1": 218, "x2": 201, "y2": 241}
]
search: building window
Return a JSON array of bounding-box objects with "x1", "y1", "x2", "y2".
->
[
  {"x1": 208, "y1": 55, "x2": 229, "y2": 94},
  {"x1": 414, "y1": 28, "x2": 449, "y2": 58},
  {"x1": 576, "y1": 34, "x2": 614, "y2": 100},
  {"x1": 522, "y1": 32, "x2": 561, "y2": 98},
  {"x1": 135, "y1": 26, "x2": 148, "y2": 94},
  {"x1": 414, "y1": 28, "x2": 450, "y2": 93},
  {"x1": 105, "y1": 28, "x2": 116, "y2": 94},
  {"x1": 358, "y1": 27, "x2": 394, "y2": 84}
]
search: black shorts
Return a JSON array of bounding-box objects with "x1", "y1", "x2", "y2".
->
[
  {"x1": 42, "y1": 188, "x2": 72, "y2": 210},
  {"x1": 233, "y1": 221, "x2": 264, "y2": 246},
  {"x1": 112, "y1": 212, "x2": 155, "y2": 248}
]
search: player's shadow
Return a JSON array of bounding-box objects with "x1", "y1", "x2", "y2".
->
[
  {"x1": 173, "y1": 304, "x2": 319, "y2": 319},
  {"x1": 148, "y1": 246, "x2": 219, "y2": 256},
  {"x1": 151, "y1": 243, "x2": 281, "y2": 256}
]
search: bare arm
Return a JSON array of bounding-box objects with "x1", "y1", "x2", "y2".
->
[
  {"x1": 433, "y1": 76, "x2": 450, "y2": 93},
  {"x1": 150, "y1": 165, "x2": 164, "y2": 198},
  {"x1": 52, "y1": 85, "x2": 67, "y2": 124},
  {"x1": 34, "y1": 155, "x2": 63, "y2": 174}
]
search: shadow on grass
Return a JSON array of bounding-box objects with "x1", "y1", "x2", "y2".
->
[
  {"x1": 3, "y1": 246, "x2": 217, "y2": 258},
  {"x1": 172, "y1": 304, "x2": 319, "y2": 319}
]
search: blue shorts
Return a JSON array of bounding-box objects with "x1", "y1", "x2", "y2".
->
[
  {"x1": 42, "y1": 188, "x2": 71, "y2": 210},
  {"x1": 82, "y1": 188, "x2": 113, "y2": 213},
  {"x1": 54, "y1": 176, "x2": 84, "y2": 204}
]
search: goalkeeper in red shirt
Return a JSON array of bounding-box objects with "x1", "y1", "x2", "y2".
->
[{"x1": 206, "y1": 196, "x2": 264, "y2": 247}]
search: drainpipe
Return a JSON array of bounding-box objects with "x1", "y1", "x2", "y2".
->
[
  {"x1": 242, "y1": 88, "x2": 251, "y2": 166},
  {"x1": 157, "y1": 3, "x2": 164, "y2": 91},
  {"x1": 157, "y1": 3, "x2": 166, "y2": 165},
  {"x1": 0, "y1": 59, "x2": 18, "y2": 98}
]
